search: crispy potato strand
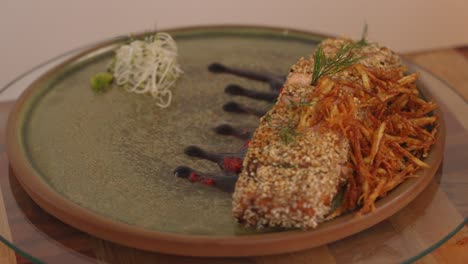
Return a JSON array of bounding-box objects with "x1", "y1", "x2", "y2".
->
[{"x1": 302, "y1": 65, "x2": 437, "y2": 215}]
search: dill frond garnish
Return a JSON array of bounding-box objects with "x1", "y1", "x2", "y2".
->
[
  {"x1": 287, "y1": 98, "x2": 317, "y2": 109},
  {"x1": 265, "y1": 112, "x2": 300, "y2": 144},
  {"x1": 279, "y1": 164, "x2": 298, "y2": 169},
  {"x1": 357, "y1": 23, "x2": 369, "y2": 46},
  {"x1": 279, "y1": 126, "x2": 299, "y2": 145},
  {"x1": 311, "y1": 42, "x2": 364, "y2": 85},
  {"x1": 311, "y1": 25, "x2": 370, "y2": 85},
  {"x1": 263, "y1": 113, "x2": 271, "y2": 124}
]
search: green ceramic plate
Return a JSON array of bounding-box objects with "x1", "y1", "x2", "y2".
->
[{"x1": 6, "y1": 26, "x2": 444, "y2": 256}]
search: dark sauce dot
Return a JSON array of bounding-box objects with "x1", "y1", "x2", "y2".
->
[
  {"x1": 223, "y1": 102, "x2": 245, "y2": 113},
  {"x1": 208, "y1": 62, "x2": 227, "y2": 73},
  {"x1": 214, "y1": 124, "x2": 235, "y2": 135},
  {"x1": 225, "y1": 84, "x2": 244, "y2": 95},
  {"x1": 174, "y1": 166, "x2": 192, "y2": 178},
  {"x1": 184, "y1": 146, "x2": 206, "y2": 158}
]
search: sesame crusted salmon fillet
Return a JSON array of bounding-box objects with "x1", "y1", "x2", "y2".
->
[{"x1": 232, "y1": 38, "x2": 406, "y2": 229}]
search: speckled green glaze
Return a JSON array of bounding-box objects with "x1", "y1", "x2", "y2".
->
[{"x1": 21, "y1": 28, "x2": 320, "y2": 235}]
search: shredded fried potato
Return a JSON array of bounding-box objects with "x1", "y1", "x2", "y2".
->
[{"x1": 298, "y1": 65, "x2": 437, "y2": 215}]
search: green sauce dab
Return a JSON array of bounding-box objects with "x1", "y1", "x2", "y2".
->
[{"x1": 90, "y1": 72, "x2": 113, "y2": 93}]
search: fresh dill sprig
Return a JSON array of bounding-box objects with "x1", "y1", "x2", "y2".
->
[
  {"x1": 279, "y1": 126, "x2": 299, "y2": 145},
  {"x1": 357, "y1": 22, "x2": 369, "y2": 46},
  {"x1": 311, "y1": 42, "x2": 364, "y2": 85},
  {"x1": 264, "y1": 113, "x2": 299, "y2": 144},
  {"x1": 263, "y1": 113, "x2": 271, "y2": 126},
  {"x1": 279, "y1": 163, "x2": 298, "y2": 169},
  {"x1": 287, "y1": 98, "x2": 316, "y2": 109}
]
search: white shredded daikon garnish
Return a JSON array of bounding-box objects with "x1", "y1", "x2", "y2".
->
[{"x1": 111, "y1": 32, "x2": 183, "y2": 108}]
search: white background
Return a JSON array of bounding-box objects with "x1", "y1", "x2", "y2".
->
[{"x1": 1, "y1": 0, "x2": 467, "y2": 89}]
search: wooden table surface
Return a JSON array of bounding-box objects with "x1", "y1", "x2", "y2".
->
[{"x1": 0, "y1": 47, "x2": 467, "y2": 264}]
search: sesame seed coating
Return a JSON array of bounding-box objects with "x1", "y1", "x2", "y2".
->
[{"x1": 232, "y1": 38, "x2": 403, "y2": 229}]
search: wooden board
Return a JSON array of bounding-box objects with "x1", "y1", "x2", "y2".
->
[{"x1": 0, "y1": 47, "x2": 467, "y2": 264}]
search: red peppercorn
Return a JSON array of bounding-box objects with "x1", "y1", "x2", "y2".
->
[
  {"x1": 279, "y1": 87, "x2": 284, "y2": 93},
  {"x1": 223, "y1": 157, "x2": 243, "y2": 173},
  {"x1": 188, "y1": 172, "x2": 199, "y2": 182}
]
